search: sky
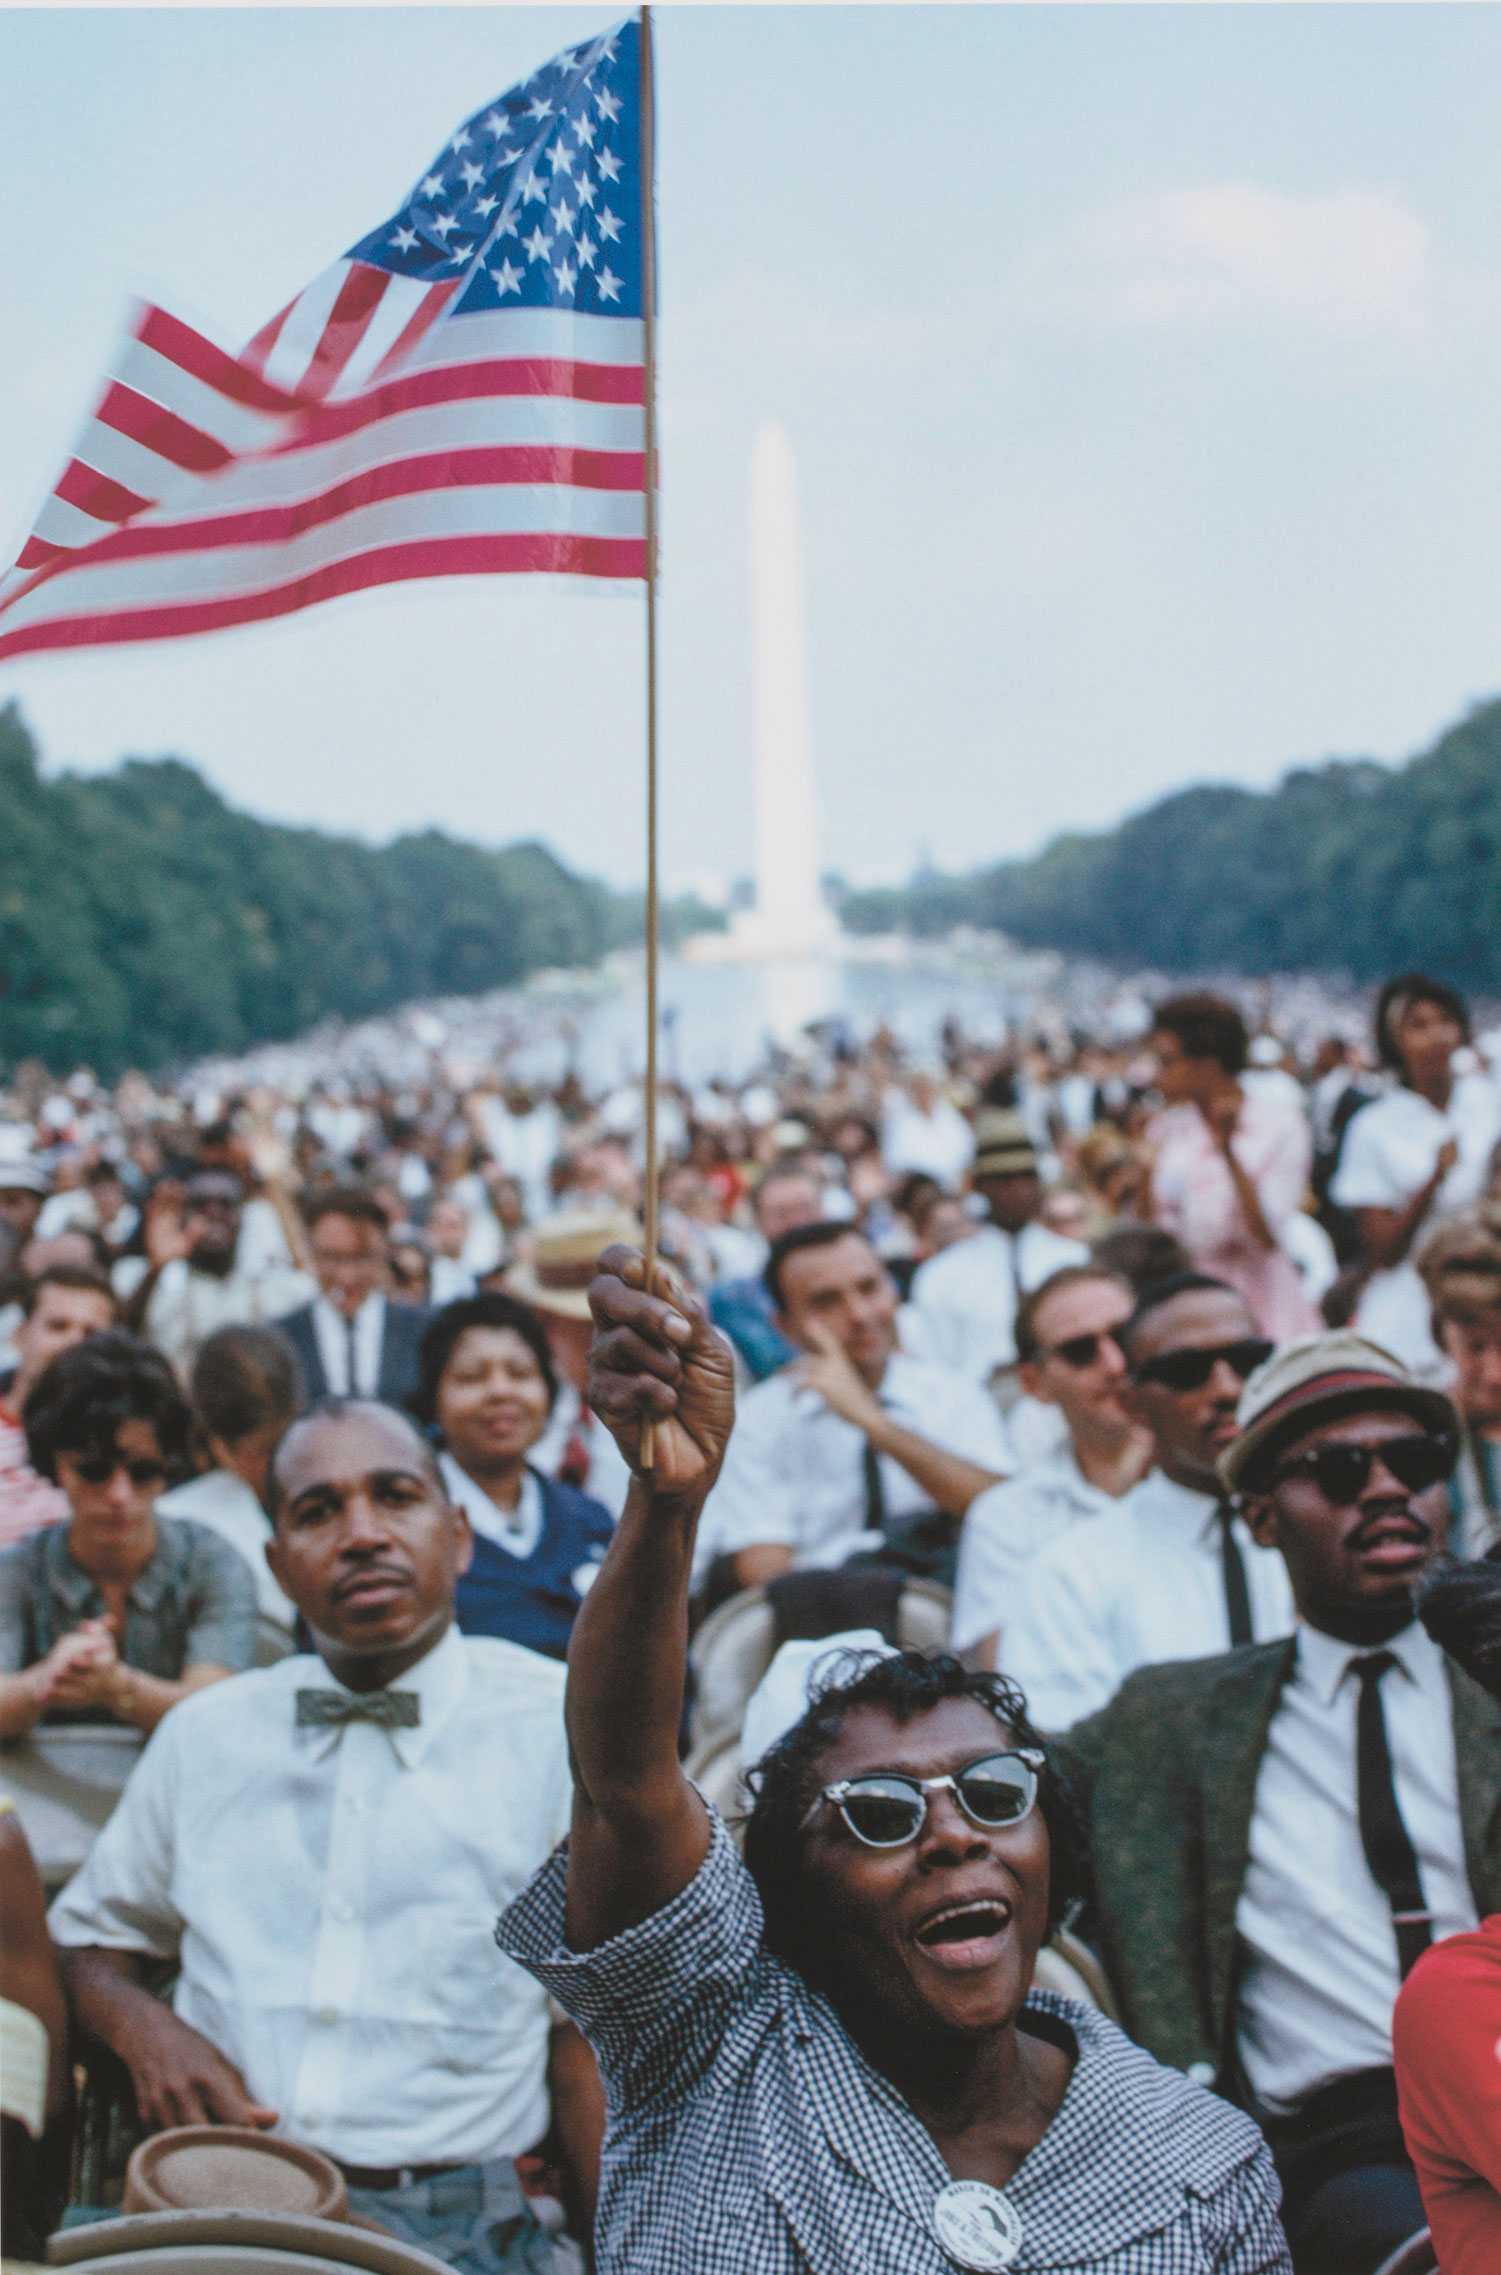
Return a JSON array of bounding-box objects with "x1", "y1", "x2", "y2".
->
[{"x1": 4, "y1": 3, "x2": 1501, "y2": 897}]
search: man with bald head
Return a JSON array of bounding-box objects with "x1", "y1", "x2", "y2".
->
[{"x1": 51, "y1": 1400, "x2": 600, "y2": 2268}]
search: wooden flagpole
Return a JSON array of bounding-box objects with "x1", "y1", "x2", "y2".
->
[{"x1": 639, "y1": 2, "x2": 661, "y2": 1464}]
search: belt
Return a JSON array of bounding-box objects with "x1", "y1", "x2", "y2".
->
[{"x1": 333, "y1": 2159, "x2": 470, "y2": 2192}]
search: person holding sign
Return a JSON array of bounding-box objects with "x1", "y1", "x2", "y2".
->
[{"x1": 497, "y1": 1246, "x2": 1291, "y2": 2275}]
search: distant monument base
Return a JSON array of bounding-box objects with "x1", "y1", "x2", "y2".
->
[{"x1": 687, "y1": 905, "x2": 844, "y2": 964}]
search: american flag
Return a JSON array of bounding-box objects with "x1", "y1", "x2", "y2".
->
[{"x1": 0, "y1": 16, "x2": 647, "y2": 665}]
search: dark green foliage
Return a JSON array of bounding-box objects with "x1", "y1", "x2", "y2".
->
[
  {"x1": 842, "y1": 697, "x2": 1501, "y2": 988},
  {"x1": 0, "y1": 703, "x2": 696, "y2": 1075}
]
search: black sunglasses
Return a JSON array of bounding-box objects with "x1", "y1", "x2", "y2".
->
[
  {"x1": 1041, "y1": 1329, "x2": 1123, "y2": 1371},
  {"x1": 801, "y1": 1749, "x2": 1045, "y2": 1848},
  {"x1": 1134, "y1": 1338, "x2": 1274, "y2": 1393},
  {"x1": 1274, "y1": 1435, "x2": 1456, "y2": 1503},
  {"x1": 71, "y1": 1454, "x2": 169, "y2": 1489}
]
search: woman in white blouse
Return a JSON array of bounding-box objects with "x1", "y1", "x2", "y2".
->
[{"x1": 1332, "y1": 974, "x2": 1501, "y2": 1374}]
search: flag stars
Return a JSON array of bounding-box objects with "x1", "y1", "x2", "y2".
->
[
  {"x1": 554, "y1": 257, "x2": 577, "y2": 297},
  {"x1": 596, "y1": 147, "x2": 623, "y2": 184},
  {"x1": 576, "y1": 231, "x2": 597, "y2": 269},
  {"x1": 595, "y1": 87, "x2": 622, "y2": 124},
  {"x1": 445, "y1": 240, "x2": 473, "y2": 264},
  {"x1": 525, "y1": 93, "x2": 554, "y2": 121},
  {"x1": 548, "y1": 139, "x2": 575, "y2": 176},
  {"x1": 522, "y1": 170, "x2": 548, "y2": 204},
  {"x1": 390, "y1": 224, "x2": 420, "y2": 253},
  {"x1": 575, "y1": 173, "x2": 597, "y2": 209},
  {"x1": 431, "y1": 211, "x2": 460, "y2": 238},
  {"x1": 492, "y1": 144, "x2": 519, "y2": 168},
  {"x1": 551, "y1": 197, "x2": 575, "y2": 236},
  {"x1": 523, "y1": 223, "x2": 553, "y2": 264},
  {"x1": 597, "y1": 206, "x2": 624, "y2": 244},
  {"x1": 460, "y1": 160, "x2": 484, "y2": 190},
  {"x1": 482, "y1": 109, "x2": 511, "y2": 139},
  {"x1": 572, "y1": 111, "x2": 596, "y2": 148},
  {"x1": 596, "y1": 264, "x2": 622, "y2": 303},
  {"x1": 420, "y1": 172, "x2": 446, "y2": 198},
  {"x1": 491, "y1": 256, "x2": 523, "y2": 296},
  {"x1": 450, "y1": 128, "x2": 473, "y2": 153},
  {"x1": 474, "y1": 194, "x2": 499, "y2": 219},
  {"x1": 495, "y1": 211, "x2": 520, "y2": 238}
]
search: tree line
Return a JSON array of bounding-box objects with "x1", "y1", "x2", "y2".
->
[
  {"x1": 0, "y1": 702, "x2": 719, "y2": 1076},
  {"x1": 842, "y1": 694, "x2": 1501, "y2": 989}
]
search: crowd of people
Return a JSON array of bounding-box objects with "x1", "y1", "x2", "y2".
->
[{"x1": 6, "y1": 965, "x2": 1501, "y2": 2271}]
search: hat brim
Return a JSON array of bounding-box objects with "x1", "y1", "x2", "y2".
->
[
  {"x1": 1220, "y1": 1378, "x2": 1459, "y2": 1496},
  {"x1": 504, "y1": 1262, "x2": 593, "y2": 1321}
]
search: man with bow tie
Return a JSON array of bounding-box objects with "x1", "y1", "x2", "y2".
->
[{"x1": 50, "y1": 1399, "x2": 598, "y2": 2271}]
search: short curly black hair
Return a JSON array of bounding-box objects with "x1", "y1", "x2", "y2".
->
[
  {"x1": 1374, "y1": 971, "x2": 1471, "y2": 1074},
  {"x1": 411, "y1": 1291, "x2": 557, "y2": 1428},
  {"x1": 24, "y1": 1331, "x2": 195, "y2": 1486},
  {"x1": 742, "y1": 1649, "x2": 1087, "y2": 1989},
  {"x1": 1152, "y1": 992, "x2": 1249, "y2": 1077}
]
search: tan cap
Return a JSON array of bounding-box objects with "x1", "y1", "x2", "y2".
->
[
  {"x1": 505, "y1": 1206, "x2": 643, "y2": 1321},
  {"x1": 1218, "y1": 1330, "x2": 1458, "y2": 1496},
  {"x1": 123, "y1": 2127, "x2": 348, "y2": 2221},
  {"x1": 1417, "y1": 1207, "x2": 1501, "y2": 1316},
  {"x1": 971, "y1": 1109, "x2": 1038, "y2": 1180}
]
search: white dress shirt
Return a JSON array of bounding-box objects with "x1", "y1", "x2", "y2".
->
[
  {"x1": 1331, "y1": 1074, "x2": 1501, "y2": 1373},
  {"x1": 49, "y1": 1626, "x2": 571, "y2": 2168},
  {"x1": 908, "y1": 1220, "x2": 1090, "y2": 1383},
  {"x1": 531, "y1": 1381, "x2": 633, "y2": 1521},
  {"x1": 1236, "y1": 1620, "x2": 1478, "y2": 2114},
  {"x1": 696, "y1": 1351, "x2": 1012, "y2": 1576},
  {"x1": 440, "y1": 1452, "x2": 545, "y2": 1559},
  {"x1": 1003, "y1": 1472, "x2": 1295, "y2": 1730},
  {"x1": 951, "y1": 1448, "x2": 1123, "y2": 1654},
  {"x1": 157, "y1": 1468, "x2": 295, "y2": 1637},
  {"x1": 312, "y1": 1292, "x2": 386, "y2": 1399}
]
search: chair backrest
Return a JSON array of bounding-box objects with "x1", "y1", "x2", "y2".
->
[
  {"x1": 1370, "y1": 2231, "x2": 1436, "y2": 2275},
  {"x1": 686, "y1": 1577, "x2": 953, "y2": 1769},
  {"x1": 46, "y1": 2208, "x2": 451, "y2": 2275}
]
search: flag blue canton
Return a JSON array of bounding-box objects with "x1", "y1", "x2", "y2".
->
[{"x1": 346, "y1": 18, "x2": 644, "y2": 321}]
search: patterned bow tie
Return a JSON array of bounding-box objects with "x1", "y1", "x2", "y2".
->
[{"x1": 295, "y1": 1688, "x2": 420, "y2": 1730}]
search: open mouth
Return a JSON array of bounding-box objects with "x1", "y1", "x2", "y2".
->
[{"x1": 913, "y1": 1898, "x2": 1014, "y2": 1971}]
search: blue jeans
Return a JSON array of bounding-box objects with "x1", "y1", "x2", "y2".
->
[{"x1": 345, "y1": 2161, "x2": 557, "y2": 2273}]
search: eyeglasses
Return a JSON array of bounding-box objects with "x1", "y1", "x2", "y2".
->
[
  {"x1": 1134, "y1": 1338, "x2": 1273, "y2": 1392},
  {"x1": 70, "y1": 1454, "x2": 169, "y2": 1489},
  {"x1": 1041, "y1": 1329, "x2": 1123, "y2": 1371},
  {"x1": 801, "y1": 1749, "x2": 1045, "y2": 1849},
  {"x1": 1274, "y1": 1435, "x2": 1456, "y2": 1503}
]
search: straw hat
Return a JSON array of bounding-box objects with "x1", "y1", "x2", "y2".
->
[
  {"x1": 1218, "y1": 1331, "x2": 1458, "y2": 1497},
  {"x1": 124, "y1": 2127, "x2": 348, "y2": 2221},
  {"x1": 506, "y1": 1206, "x2": 643, "y2": 1321},
  {"x1": 970, "y1": 1109, "x2": 1039, "y2": 1181}
]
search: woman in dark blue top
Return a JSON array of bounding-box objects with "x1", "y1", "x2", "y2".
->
[{"x1": 413, "y1": 1292, "x2": 613, "y2": 1662}]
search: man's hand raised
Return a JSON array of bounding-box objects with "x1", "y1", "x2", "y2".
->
[{"x1": 588, "y1": 1245, "x2": 734, "y2": 1499}]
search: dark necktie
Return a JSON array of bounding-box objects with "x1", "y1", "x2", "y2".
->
[
  {"x1": 1216, "y1": 1503, "x2": 1254, "y2": 1648},
  {"x1": 862, "y1": 1434, "x2": 888, "y2": 1537},
  {"x1": 295, "y1": 1688, "x2": 420, "y2": 1730},
  {"x1": 344, "y1": 1312, "x2": 361, "y2": 1398},
  {"x1": 1350, "y1": 1650, "x2": 1432, "y2": 1979}
]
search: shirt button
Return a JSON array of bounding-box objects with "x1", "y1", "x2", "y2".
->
[
  {"x1": 300, "y1": 2112, "x2": 320, "y2": 2131},
  {"x1": 315, "y1": 2006, "x2": 338, "y2": 2026},
  {"x1": 1187, "y1": 2060, "x2": 1216, "y2": 2087}
]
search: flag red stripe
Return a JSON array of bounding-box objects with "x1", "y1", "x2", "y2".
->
[
  {"x1": 44, "y1": 447, "x2": 647, "y2": 566},
  {"x1": 16, "y1": 536, "x2": 63, "y2": 571},
  {"x1": 368, "y1": 278, "x2": 461, "y2": 380},
  {"x1": 136, "y1": 304, "x2": 297, "y2": 415},
  {"x1": 271, "y1": 355, "x2": 644, "y2": 456},
  {"x1": 242, "y1": 294, "x2": 296, "y2": 379},
  {"x1": 55, "y1": 459, "x2": 152, "y2": 523},
  {"x1": 300, "y1": 265, "x2": 392, "y2": 401},
  {"x1": 0, "y1": 533, "x2": 646, "y2": 660},
  {"x1": 97, "y1": 383, "x2": 235, "y2": 474}
]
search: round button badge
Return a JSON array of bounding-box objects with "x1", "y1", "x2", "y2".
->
[{"x1": 932, "y1": 2179, "x2": 1024, "y2": 2271}]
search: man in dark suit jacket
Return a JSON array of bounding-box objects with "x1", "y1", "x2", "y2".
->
[
  {"x1": 1053, "y1": 1332, "x2": 1500, "y2": 2275},
  {"x1": 274, "y1": 1187, "x2": 429, "y2": 1411}
]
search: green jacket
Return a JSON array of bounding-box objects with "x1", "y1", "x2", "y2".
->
[{"x1": 1053, "y1": 1635, "x2": 1501, "y2": 2092}]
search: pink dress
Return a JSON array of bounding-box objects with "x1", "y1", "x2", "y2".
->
[{"x1": 1148, "y1": 1092, "x2": 1320, "y2": 1340}]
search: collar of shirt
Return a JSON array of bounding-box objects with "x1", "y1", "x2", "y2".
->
[
  {"x1": 440, "y1": 1451, "x2": 544, "y2": 1558},
  {"x1": 1294, "y1": 1617, "x2": 1440, "y2": 1711},
  {"x1": 1044, "y1": 1444, "x2": 1124, "y2": 1518},
  {"x1": 1123, "y1": 1469, "x2": 1220, "y2": 1543},
  {"x1": 293, "y1": 1620, "x2": 468, "y2": 1769},
  {"x1": 46, "y1": 1515, "x2": 175, "y2": 1615}
]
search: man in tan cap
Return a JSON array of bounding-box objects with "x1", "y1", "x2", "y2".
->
[
  {"x1": 908, "y1": 1108, "x2": 1088, "y2": 1384},
  {"x1": 1055, "y1": 1330, "x2": 1500, "y2": 2275},
  {"x1": 510, "y1": 1207, "x2": 642, "y2": 1520}
]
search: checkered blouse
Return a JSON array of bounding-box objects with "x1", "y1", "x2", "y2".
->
[{"x1": 498, "y1": 1812, "x2": 1292, "y2": 2274}]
